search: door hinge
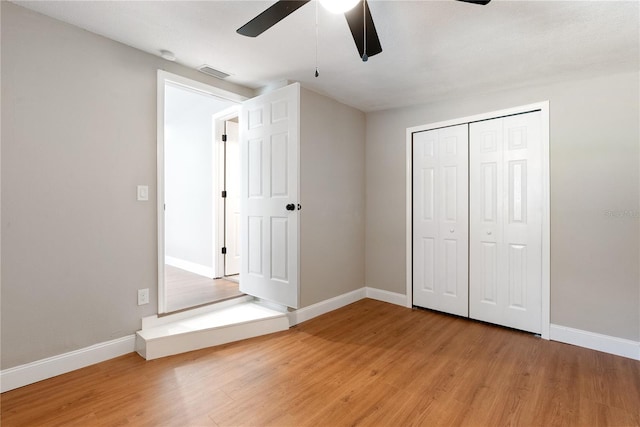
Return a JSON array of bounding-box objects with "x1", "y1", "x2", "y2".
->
[
  {"x1": 221, "y1": 190, "x2": 227, "y2": 198},
  {"x1": 221, "y1": 247, "x2": 227, "y2": 255},
  {"x1": 222, "y1": 134, "x2": 227, "y2": 142}
]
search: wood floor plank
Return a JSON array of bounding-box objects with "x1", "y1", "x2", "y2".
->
[
  {"x1": 2, "y1": 299, "x2": 639, "y2": 426},
  {"x1": 165, "y1": 265, "x2": 242, "y2": 312}
]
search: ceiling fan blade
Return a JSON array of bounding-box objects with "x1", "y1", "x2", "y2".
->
[
  {"x1": 237, "y1": 0, "x2": 311, "y2": 37},
  {"x1": 456, "y1": 0, "x2": 491, "y2": 5},
  {"x1": 344, "y1": 0, "x2": 383, "y2": 59}
]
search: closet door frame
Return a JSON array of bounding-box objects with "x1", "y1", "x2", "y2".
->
[{"x1": 405, "y1": 101, "x2": 550, "y2": 339}]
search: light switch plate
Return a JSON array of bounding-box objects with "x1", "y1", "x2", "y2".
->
[{"x1": 137, "y1": 185, "x2": 149, "y2": 201}]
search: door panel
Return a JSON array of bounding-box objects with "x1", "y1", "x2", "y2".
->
[
  {"x1": 239, "y1": 84, "x2": 300, "y2": 308},
  {"x1": 480, "y1": 242, "x2": 498, "y2": 304},
  {"x1": 247, "y1": 216, "x2": 263, "y2": 275},
  {"x1": 444, "y1": 239, "x2": 458, "y2": 296},
  {"x1": 270, "y1": 134, "x2": 289, "y2": 197},
  {"x1": 413, "y1": 124, "x2": 469, "y2": 316},
  {"x1": 247, "y1": 138, "x2": 263, "y2": 197},
  {"x1": 270, "y1": 216, "x2": 289, "y2": 281},
  {"x1": 481, "y1": 163, "x2": 498, "y2": 222},
  {"x1": 421, "y1": 237, "x2": 435, "y2": 292},
  {"x1": 421, "y1": 168, "x2": 435, "y2": 220},
  {"x1": 470, "y1": 112, "x2": 542, "y2": 333}
]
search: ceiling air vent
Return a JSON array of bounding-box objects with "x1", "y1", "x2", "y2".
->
[{"x1": 198, "y1": 65, "x2": 231, "y2": 80}]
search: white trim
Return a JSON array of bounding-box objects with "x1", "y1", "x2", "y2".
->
[
  {"x1": 157, "y1": 71, "x2": 167, "y2": 314},
  {"x1": 366, "y1": 287, "x2": 408, "y2": 307},
  {"x1": 550, "y1": 324, "x2": 640, "y2": 361},
  {"x1": 405, "y1": 101, "x2": 551, "y2": 338},
  {"x1": 159, "y1": 70, "x2": 248, "y2": 103},
  {"x1": 164, "y1": 256, "x2": 215, "y2": 279},
  {"x1": 288, "y1": 288, "x2": 366, "y2": 326},
  {"x1": 137, "y1": 302, "x2": 289, "y2": 360},
  {"x1": 157, "y1": 70, "x2": 248, "y2": 314},
  {"x1": 405, "y1": 127, "x2": 414, "y2": 309},
  {"x1": 0, "y1": 335, "x2": 136, "y2": 393},
  {"x1": 287, "y1": 287, "x2": 408, "y2": 327},
  {"x1": 539, "y1": 101, "x2": 551, "y2": 339},
  {"x1": 138, "y1": 315, "x2": 289, "y2": 361},
  {"x1": 406, "y1": 101, "x2": 549, "y2": 135}
]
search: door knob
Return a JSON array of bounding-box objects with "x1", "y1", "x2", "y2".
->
[
  {"x1": 449, "y1": 228, "x2": 455, "y2": 233},
  {"x1": 487, "y1": 230, "x2": 492, "y2": 235},
  {"x1": 286, "y1": 203, "x2": 295, "y2": 211}
]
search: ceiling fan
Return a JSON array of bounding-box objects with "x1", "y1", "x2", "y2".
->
[{"x1": 237, "y1": 0, "x2": 492, "y2": 62}]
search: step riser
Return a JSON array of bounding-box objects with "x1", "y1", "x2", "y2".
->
[{"x1": 136, "y1": 316, "x2": 289, "y2": 360}]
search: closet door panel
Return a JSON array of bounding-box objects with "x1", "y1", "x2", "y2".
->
[
  {"x1": 470, "y1": 112, "x2": 542, "y2": 333},
  {"x1": 502, "y1": 112, "x2": 542, "y2": 331},
  {"x1": 413, "y1": 131, "x2": 438, "y2": 304},
  {"x1": 413, "y1": 125, "x2": 468, "y2": 316},
  {"x1": 470, "y1": 119, "x2": 504, "y2": 322}
]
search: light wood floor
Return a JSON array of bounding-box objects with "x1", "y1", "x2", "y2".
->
[
  {"x1": 165, "y1": 265, "x2": 243, "y2": 313},
  {"x1": 2, "y1": 299, "x2": 639, "y2": 426}
]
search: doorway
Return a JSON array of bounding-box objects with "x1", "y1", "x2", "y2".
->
[{"x1": 158, "y1": 71, "x2": 247, "y2": 314}]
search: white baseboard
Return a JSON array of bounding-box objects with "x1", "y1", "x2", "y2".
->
[
  {"x1": 365, "y1": 287, "x2": 408, "y2": 307},
  {"x1": 288, "y1": 287, "x2": 407, "y2": 326},
  {"x1": 165, "y1": 256, "x2": 215, "y2": 279},
  {"x1": 288, "y1": 287, "x2": 366, "y2": 326},
  {"x1": 8, "y1": 297, "x2": 636, "y2": 394},
  {"x1": 550, "y1": 324, "x2": 640, "y2": 361},
  {"x1": 1, "y1": 335, "x2": 136, "y2": 393}
]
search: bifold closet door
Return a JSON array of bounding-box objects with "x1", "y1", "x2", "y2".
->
[
  {"x1": 469, "y1": 112, "x2": 543, "y2": 334},
  {"x1": 413, "y1": 125, "x2": 469, "y2": 317}
]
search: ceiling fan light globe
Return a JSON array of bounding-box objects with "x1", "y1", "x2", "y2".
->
[{"x1": 319, "y1": 0, "x2": 360, "y2": 14}]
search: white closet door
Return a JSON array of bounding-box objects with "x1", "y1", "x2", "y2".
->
[
  {"x1": 413, "y1": 125, "x2": 469, "y2": 316},
  {"x1": 469, "y1": 112, "x2": 542, "y2": 333}
]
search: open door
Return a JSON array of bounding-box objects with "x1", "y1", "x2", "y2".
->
[{"x1": 239, "y1": 83, "x2": 300, "y2": 308}]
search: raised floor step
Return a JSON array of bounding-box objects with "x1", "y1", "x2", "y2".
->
[{"x1": 136, "y1": 300, "x2": 289, "y2": 360}]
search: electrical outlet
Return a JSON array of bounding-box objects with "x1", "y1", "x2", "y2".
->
[{"x1": 138, "y1": 288, "x2": 149, "y2": 305}]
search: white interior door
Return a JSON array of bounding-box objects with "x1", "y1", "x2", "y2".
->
[
  {"x1": 224, "y1": 120, "x2": 241, "y2": 276},
  {"x1": 469, "y1": 111, "x2": 543, "y2": 333},
  {"x1": 413, "y1": 124, "x2": 469, "y2": 317},
  {"x1": 239, "y1": 83, "x2": 300, "y2": 308}
]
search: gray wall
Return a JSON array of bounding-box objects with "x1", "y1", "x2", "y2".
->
[
  {"x1": 300, "y1": 88, "x2": 366, "y2": 307},
  {"x1": 366, "y1": 70, "x2": 640, "y2": 341},
  {"x1": 0, "y1": 2, "x2": 253, "y2": 369},
  {"x1": 2, "y1": 0, "x2": 638, "y2": 372}
]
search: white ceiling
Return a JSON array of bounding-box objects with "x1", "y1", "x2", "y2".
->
[{"x1": 12, "y1": 0, "x2": 640, "y2": 112}]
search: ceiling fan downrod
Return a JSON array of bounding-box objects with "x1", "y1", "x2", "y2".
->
[
  {"x1": 361, "y1": 0, "x2": 368, "y2": 62},
  {"x1": 315, "y1": 0, "x2": 320, "y2": 77}
]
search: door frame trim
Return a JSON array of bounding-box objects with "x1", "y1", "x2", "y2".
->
[
  {"x1": 156, "y1": 70, "x2": 248, "y2": 314},
  {"x1": 405, "y1": 101, "x2": 550, "y2": 339}
]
